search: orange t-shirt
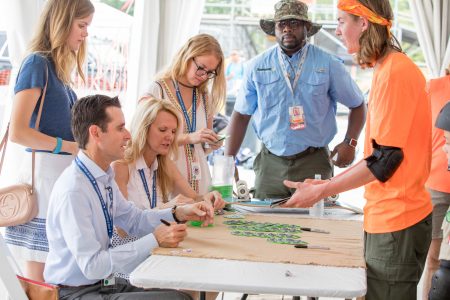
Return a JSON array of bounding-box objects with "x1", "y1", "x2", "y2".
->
[
  {"x1": 425, "y1": 75, "x2": 450, "y2": 193},
  {"x1": 363, "y1": 52, "x2": 432, "y2": 233}
]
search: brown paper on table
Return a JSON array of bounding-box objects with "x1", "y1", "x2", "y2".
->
[{"x1": 153, "y1": 214, "x2": 365, "y2": 268}]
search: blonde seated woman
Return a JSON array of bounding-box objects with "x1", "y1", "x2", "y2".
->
[
  {"x1": 111, "y1": 97, "x2": 224, "y2": 245},
  {"x1": 110, "y1": 98, "x2": 223, "y2": 300}
]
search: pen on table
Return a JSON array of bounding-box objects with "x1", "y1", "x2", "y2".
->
[
  {"x1": 301, "y1": 227, "x2": 330, "y2": 234},
  {"x1": 294, "y1": 244, "x2": 330, "y2": 250},
  {"x1": 160, "y1": 219, "x2": 171, "y2": 226}
]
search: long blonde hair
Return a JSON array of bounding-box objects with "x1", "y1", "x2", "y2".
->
[
  {"x1": 156, "y1": 34, "x2": 226, "y2": 115},
  {"x1": 29, "y1": 0, "x2": 94, "y2": 84},
  {"x1": 125, "y1": 97, "x2": 182, "y2": 202},
  {"x1": 351, "y1": 0, "x2": 402, "y2": 68}
]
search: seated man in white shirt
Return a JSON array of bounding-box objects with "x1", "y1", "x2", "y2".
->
[{"x1": 44, "y1": 94, "x2": 215, "y2": 299}]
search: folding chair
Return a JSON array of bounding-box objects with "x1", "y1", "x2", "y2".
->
[{"x1": 0, "y1": 233, "x2": 28, "y2": 300}]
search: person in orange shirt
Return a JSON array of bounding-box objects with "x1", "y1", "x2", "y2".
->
[
  {"x1": 282, "y1": 1, "x2": 432, "y2": 299},
  {"x1": 422, "y1": 64, "x2": 450, "y2": 299}
]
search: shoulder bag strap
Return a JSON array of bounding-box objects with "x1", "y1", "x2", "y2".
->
[
  {"x1": 0, "y1": 64, "x2": 48, "y2": 191},
  {"x1": 0, "y1": 124, "x2": 9, "y2": 174},
  {"x1": 31, "y1": 65, "x2": 49, "y2": 191}
]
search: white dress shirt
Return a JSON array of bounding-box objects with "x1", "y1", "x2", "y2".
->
[{"x1": 44, "y1": 151, "x2": 173, "y2": 286}]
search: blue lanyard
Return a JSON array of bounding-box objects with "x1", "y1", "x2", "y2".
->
[
  {"x1": 174, "y1": 80, "x2": 197, "y2": 134},
  {"x1": 138, "y1": 168, "x2": 157, "y2": 209},
  {"x1": 75, "y1": 157, "x2": 114, "y2": 239}
]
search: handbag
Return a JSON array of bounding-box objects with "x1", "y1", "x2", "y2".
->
[
  {"x1": 18, "y1": 275, "x2": 59, "y2": 300},
  {"x1": 0, "y1": 65, "x2": 48, "y2": 227}
]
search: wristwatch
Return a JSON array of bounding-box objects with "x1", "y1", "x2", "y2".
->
[
  {"x1": 344, "y1": 137, "x2": 358, "y2": 148},
  {"x1": 171, "y1": 205, "x2": 181, "y2": 223}
]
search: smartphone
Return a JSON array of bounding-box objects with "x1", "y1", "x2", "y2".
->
[
  {"x1": 215, "y1": 135, "x2": 228, "y2": 143},
  {"x1": 269, "y1": 197, "x2": 290, "y2": 208}
]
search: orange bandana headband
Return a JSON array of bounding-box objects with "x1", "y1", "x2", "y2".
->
[{"x1": 338, "y1": 0, "x2": 392, "y2": 34}]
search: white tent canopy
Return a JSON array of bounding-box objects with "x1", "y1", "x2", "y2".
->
[{"x1": 410, "y1": 0, "x2": 450, "y2": 77}]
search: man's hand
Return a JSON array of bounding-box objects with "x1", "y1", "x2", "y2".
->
[
  {"x1": 175, "y1": 201, "x2": 214, "y2": 226},
  {"x1": 202, "y1": 191, "x2": 225, "y2": 210},
  {"x1": 330, "y1": 142, "x2": 355, "y2": 168},
  {"x1": 154, "y1": 223, "x2": 187, "y2": 248},
  {"x1": 283, "y1": 179, "x2": 329, "y2": 208}
]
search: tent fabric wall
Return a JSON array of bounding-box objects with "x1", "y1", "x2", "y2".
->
[
  {"x1": 125, "y1": 0, "x2": 205, "y2": 118},
  {"x1": 125, "y1": 0, "x2": 204, "y2": 116},
  {"x1": 410, "y1": 0, "x2": 450, "y2": 77}
]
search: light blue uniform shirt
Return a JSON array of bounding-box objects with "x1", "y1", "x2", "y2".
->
[
  {"x1": 44, "y1": 151, "x2": 173, "y2": 286},
  {"x1": 234, "y1": 44, "x2": 364, "y2": 156}
]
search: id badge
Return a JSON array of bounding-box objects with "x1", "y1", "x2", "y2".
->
[
  {"x1": 102, "y1": 274, "x2": 115, "y2": 286},
  {"x1": 191, "y1": 162, "x2": 201, "y2": 180},
  {"x1": 101, "y1": 274, "x2": 116, "y2": 292},
  {"x1": 289, "y1": 106, "x2": 306, "y2": 130}
]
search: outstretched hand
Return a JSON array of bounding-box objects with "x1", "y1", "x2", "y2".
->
[{"x1": 283, "y1": 179, "x2": 329, "y2": 208}]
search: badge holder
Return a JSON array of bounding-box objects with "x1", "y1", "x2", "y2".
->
[
  {"x1": 289, "y1": 106, "x2": 306, "y2": 130},
  {"x1": 100, "y1": 275, "x2": 117, "y2": 293}
]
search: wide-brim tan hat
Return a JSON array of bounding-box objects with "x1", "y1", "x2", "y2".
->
[{"x1": 260, "y1": 0, "x2": 322, "y2": 37}]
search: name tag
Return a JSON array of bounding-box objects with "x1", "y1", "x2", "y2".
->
[{"x1": 289, "y1": 106, "x2": 306, "y2": 130}]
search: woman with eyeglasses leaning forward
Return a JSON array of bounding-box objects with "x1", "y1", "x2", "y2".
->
[{"x1": 143, "y1": 34, "x2": 226, "y2": 196}]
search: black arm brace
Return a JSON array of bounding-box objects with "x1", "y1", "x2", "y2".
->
[{"x1": 365, "y1": 141, "x2": 404, "y2": 183}]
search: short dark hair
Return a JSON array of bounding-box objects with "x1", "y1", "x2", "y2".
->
[{"x1": 71, "y1": 94, "x2": 121, "y2": 149}]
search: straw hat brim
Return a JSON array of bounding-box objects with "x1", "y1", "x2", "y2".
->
[{"x1": 260, "y1": 16, "x2": 322, "y2": 37}]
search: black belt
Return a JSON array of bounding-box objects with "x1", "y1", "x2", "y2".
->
[
  {"x1": 263, "y1": 145, "x2": 325, "y2": 160},
  {"x1": 59, "y1": 281, "x2": 101, "y2": 288}
]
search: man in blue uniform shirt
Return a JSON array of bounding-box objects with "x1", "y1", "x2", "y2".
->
[
  {"x1": 44, "y1": 94, "x2": 214, "y2": 299},
  {"x1": 225, "y1": 0, "x2": 366, "y2": 199}
]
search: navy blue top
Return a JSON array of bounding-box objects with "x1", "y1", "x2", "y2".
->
[{"x1": 14, "y1": 53, "x2": 77, "y2": 141}]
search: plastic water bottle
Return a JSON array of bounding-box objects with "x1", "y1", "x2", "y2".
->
[
  {"x1": 210, "y1": 155, "x2": 235, "y2": 203},
  {"x1": 309, "y1": 174, "x2": 324, "y2": 217}
]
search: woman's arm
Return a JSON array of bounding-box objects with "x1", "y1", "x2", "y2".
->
[
  {"x1": 169, "y1": 159, "x2": 198, "y2": 199},
  {"x1": 9, "y1": 89, "x2": 78, "y2": 154},
  {"x1": 111, "y1": 160, "x2": 130, "y2": 199}
]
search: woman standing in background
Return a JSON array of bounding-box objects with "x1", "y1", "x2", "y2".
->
[
  {"x1": 5, "y1": 0, "x2": 94, "y2": 281},
  {"x1": 144, "y1": 34, "x2": 227, "y2": 195}
]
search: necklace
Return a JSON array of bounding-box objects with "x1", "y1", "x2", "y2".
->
[{"x1": 177, "y1": 80, "x2": 196, "y2": 88}]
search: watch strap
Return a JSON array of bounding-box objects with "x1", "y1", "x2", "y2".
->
[{"x1": 171, "y1": 205, "x2": 181, "y2": 223}]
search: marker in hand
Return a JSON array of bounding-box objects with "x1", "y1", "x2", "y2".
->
[{"x1": 160, "y1": 219, "x2": 171, "y2": 226}]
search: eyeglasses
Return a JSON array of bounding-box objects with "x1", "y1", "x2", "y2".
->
[
  {"x1": 276, "y1": 19, "x2": 303, "y2": 30},
  {"x1": 192, "y1": 58, "x2": 217, "y2": 79}
]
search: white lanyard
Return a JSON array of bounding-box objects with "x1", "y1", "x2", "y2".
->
[{"x1": 277, "y1": 44, "x2": 309, "y2": 95}]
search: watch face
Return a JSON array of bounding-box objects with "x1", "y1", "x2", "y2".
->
[{"x1": 345, "y1": 138, "x2": 357, "y2": 147}]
